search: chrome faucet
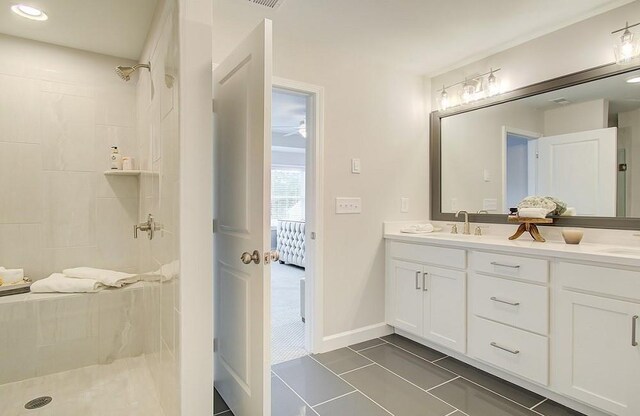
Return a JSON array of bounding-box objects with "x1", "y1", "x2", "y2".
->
[
  {"x1": 455, "y1": 210, "x2": 471, "y2": 235},
  {"x1": 134, "y1": 214, "x2": 163, "y2": 240}
]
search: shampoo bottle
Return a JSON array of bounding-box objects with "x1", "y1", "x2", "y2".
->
[{"x1": 110, "y1": 146, "x2": 123, "y2": 170}]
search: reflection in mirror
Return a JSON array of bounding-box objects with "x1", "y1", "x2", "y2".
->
[{"x1": 441, "y1": 68, "x2": 640, "y2": 218}]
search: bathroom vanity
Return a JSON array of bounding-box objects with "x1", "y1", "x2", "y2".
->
[{"x1": 384, "y1": 228, "x2": 640, "y2": 416}]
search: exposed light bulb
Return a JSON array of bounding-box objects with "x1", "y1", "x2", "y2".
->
[
  {"x1": 614, "y1": 23, "x2": 640, "y2": 64},
  {"x1": 440, "y1": 87, "x2": 449, "y2": 110},
  {"x1": 487, "y1": 70, "x2": 500, "y2": 96},
  {"x1": 461, "y1": 82, "x2": 476, "y2": 104}
]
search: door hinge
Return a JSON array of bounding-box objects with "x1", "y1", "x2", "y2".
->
[
  {"x1": 212, "y1": 219, "x2": 216, "y2": 233},
  {"x1": 536, "y1": 151, "x2": 539, "y2": 159},
  {"x1": 212, "y1": 99, "x2": 215, "y2": 113},
  {"x1": 214, "y1": 338, "x2": 218, "y2": 352},
  {"x1": 310, "y1": 232, "x2": 316, "y2": 240}
]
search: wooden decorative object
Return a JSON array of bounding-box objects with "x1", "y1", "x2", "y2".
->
[{"x1": 507, "y1": 216, "x2": 553, "y2": 242}]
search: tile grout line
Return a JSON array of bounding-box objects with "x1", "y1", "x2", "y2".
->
[
  {"x1": 426, "y1": 375, "x2": 461, "y2": 392},
  {"x1": 429, "y1": 359, "x2": 549, "y2": 416},
  {"x1": 530, "y1": 398, "x2": 547, "y2": 409},
  {"x1": 337, "y1": 362, "x2": 375, "y2": 376},
  {"x1": 213, "y1": 411, "x2": 231, "y2": 416},
  {"x1": 349, "y1": 338, "x2": 389, "y2": 352},
  {"x1": 310, "y1": 390, "x2": 358, "y2": 408},
  {"x1": 307, "y1": 354, "x2": 396, "y2": 416},
  {"x1": 347, "y1": 346, "x2": 463, "y2": 415},
  {"x1": 271, "y1": 370, "x2": 321, "y2": 416},
  {"x1": 431, "y1": 355, "x2": 449, "y2": 363}
]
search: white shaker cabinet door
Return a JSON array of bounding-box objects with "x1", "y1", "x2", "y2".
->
[
  {"x1": 556, "y1": 289, "x2": 640, "y2": 416},
  {"x1": 423, "y1": 266, "x2": 466, "y2": 353},
  {"x1": 389, "y1": 259, "x2": 423, "y2": 336}
]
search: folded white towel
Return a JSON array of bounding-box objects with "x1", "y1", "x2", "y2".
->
[
  {"x1": 400, "y1": 224, "x2": 435, "y2": 234},
  {"x1": 63, "y1": 267, "x2": 139, "y2": 288},
  {"x1": 517, "y1": 207, "x2": 548, "y2": 219},
  {"x1": 0, "y1": 268, "x2": 24, "y2": 284},
  {"x1": 561, "y1": 207, "x2": 577, "y2": 216},
  {"x1": 30, "y1": 273, "x2": 105, "y2": 293}
]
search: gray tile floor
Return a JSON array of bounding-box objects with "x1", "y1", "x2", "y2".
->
[{"x1": 214, "y1": 333, "x2": 586, "y2": 416}]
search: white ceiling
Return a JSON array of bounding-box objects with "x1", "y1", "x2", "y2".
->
[
  {"x1": 272, "y1": 88, "x2": 307, "y2": 147},
  {"x1": 213, "y1": 0, "x2": 635, "y2": 75},
  {"x1": 0, "y1": 0, "x2": 158, "y2": 60}
]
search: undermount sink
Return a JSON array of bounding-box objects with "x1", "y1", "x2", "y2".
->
[{"x1": 596, "y1": 248, "x2": 640, "y2": 257}]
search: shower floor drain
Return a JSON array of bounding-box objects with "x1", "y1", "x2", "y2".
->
[{"x1": 24, "y1": 396, "x2": 52, "y2": 410}]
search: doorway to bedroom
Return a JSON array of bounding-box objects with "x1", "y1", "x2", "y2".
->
[{"x1": 270, "y1": 86, "x2": 312, "y2": 364}]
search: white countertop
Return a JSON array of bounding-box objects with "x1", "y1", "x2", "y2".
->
[{"x1": 384, "y1": 231, "x2": 640, "y2": 268}]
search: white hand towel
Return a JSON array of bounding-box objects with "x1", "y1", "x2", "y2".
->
[
  {"x1": 30, "y1": 273, "x2": 105, "y2": 293},
  {"x1": 0, "y1": 268, "x2": 25, "y2": 284},
  {"x1": 400, "y1": 224, "x2": 435, "y2": 234},
  {"x1": 561, "y1": 207, "x2": 577, "y2": 216},
  {"x1": 517, "y1": 207, "x2": 548, "y2": 219},
  {"x1": 63, "y1": 267, "x2": 139, "y2": 288}
]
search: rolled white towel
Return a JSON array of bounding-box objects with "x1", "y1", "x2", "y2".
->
[
  {"x1": 30, "y1": 273, "x2": 105, "y2": 293},
  {"x1": 517, "y1": 207, "x2": 548, "y2": 219},
  {"x1": 0, "y1": 268, "x2": 25, "y2": 284},
  {"x1": 63, "y1": 267, "x2": 139, "y2": 288},
  {"x1": 400, "y1": 224, "x2": 435, "y2": 234},
  {"x1": 561, "y1": 207, "x2": 577, "y2": 216}
]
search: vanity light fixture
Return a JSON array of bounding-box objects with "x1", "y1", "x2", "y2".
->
[
  {"x1": 10, "y1": 4, "x2": 48, "y2": 21},
  {"x1": 438, "y1": 68, "x2": 501, "y2": 110},
  {"x1": 612, "y1": 21, "x2": 640, "y2": 64}
]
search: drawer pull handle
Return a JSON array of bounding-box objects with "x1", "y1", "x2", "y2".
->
[
  {"x1": 490, "y1": 296, "x2": 520, "y2": 306},
  {"x1": 490, "y1": 342, "x2": 520, "y2": 355},
  {"x1": 415, "y1": 271, "x2": 421, "y2": 290},
  {"x1": 633, "y1": 315, "x2": 638, "y2": 347},
  {"x1": 490, "y1": 262, "x2": 520, "y2": 269},
  {"x1": 423, "y1": 272, "x2": 429, "y2": 292}
]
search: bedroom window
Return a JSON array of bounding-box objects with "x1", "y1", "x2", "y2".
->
[{"x1": 271, "y1": 166, "x2": 305, "y2": 227}]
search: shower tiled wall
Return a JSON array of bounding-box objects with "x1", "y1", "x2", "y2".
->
[
  {"x1": 136, "y1": 1, "x2": 181, "y2": 415},
  {"x1": 0, "y1": 34, "x2": 139, "y2": 280}
]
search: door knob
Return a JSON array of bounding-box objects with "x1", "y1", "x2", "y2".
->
[
  {"x1": 263, "y1": 250, "x2": 280, "y2": 264},
  {"x1": 241, "y1": 250, "x2": 261, "y2": 265}
]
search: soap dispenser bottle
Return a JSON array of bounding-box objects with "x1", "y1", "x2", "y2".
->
[{"x1": 110, "y1": 146, "x2": 123, "y2": 170}]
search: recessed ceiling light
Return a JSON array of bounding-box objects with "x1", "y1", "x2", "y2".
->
[
  {"x1": 626, "y1": 76, "x2": 640, "y2": 84},
  {"x1": 11, "y1": 4, "x2": 48, "y2": 21}
]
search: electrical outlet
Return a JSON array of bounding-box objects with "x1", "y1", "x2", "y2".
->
[
  {"x1": 336, "y1": 197, "x2": 362, "y2": 214},
  {"x1": 401, "y1": 198, "x2": 409, "y2": 213}
]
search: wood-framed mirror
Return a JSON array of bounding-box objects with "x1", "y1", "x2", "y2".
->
[{"x1": 431, "y1": 62, "x2": 640, "y2": 230}]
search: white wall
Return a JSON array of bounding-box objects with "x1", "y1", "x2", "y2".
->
[
  {"x1": 543, "y1": 99, "x2": 609, "y2": 136},
  {"x1": 430, "y1": 1, "x2": 640, "y2": 106},
  {"x1": 178, "y1": 0, "x2": 214, "y2": 415},
  {"x1": 0, "y1": 34, "x2": 138, "y2": 280},
  {"x1": 214, "y1": 18, "x2": 429, "y2": 341}
]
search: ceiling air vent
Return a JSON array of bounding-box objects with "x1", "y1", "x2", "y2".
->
[
  {"x1": 549, "y1": 97, "x2": 571, "y2": 105},
  {"x1": 247, "y1": 0, "x2": 287, "y2": 9}
]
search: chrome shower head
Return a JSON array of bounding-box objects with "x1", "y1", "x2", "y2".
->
[{"x1": 115, "y1": 62, "x2": 151, "y2": 82}]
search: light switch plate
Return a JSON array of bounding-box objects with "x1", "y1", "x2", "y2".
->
[
  {"x1": 336, "y1": 197, "x2": 362, "y2": 214},
  {"x1": 483, "y1": 169, "x2": 491, "y2": 182},
  {"x1": 401, "y1": 197, "x2": 409, "y2": 213},
  {"x1": 351, "y1": 158, "x2": 361, "y2": 174}
]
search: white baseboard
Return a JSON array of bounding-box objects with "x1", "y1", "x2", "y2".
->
[{"x1": 319, "y1": 322, "x2": 393, "y2": 353}]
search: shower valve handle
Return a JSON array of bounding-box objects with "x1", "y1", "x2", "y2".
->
[{"x1": 134, "y1": 214, "x2": 162, "y2": 240}]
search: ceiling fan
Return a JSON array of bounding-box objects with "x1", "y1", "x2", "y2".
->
[{"x1": 273, "y1": 120, "x2": 307, "y2": 138}]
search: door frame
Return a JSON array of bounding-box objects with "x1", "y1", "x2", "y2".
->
[
  {"x1": 501, "y1": 126, "x2": 542, "y2": 213},
  {"x1": 272, "y1": 76, "x2": 325, "y2": 354}
]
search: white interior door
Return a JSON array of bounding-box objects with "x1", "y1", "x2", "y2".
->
[
  {"x1": 214, "y1": 19, "x2": 273, "y2": 416},
  {"x1": 537, "y1": 127, "x2": 617, "y2": 216}
]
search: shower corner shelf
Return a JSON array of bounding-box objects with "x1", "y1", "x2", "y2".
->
[{"x1": 103, "y1": 170, "x2": 158, "y2": 177}]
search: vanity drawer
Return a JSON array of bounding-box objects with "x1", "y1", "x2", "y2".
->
[
  {"x1": 472, "y1": 251, "x2": 548, "y2": 283},
  {"x1": 468, "y1": 315, "x2": 548, "y2": 385},
  {"x1": 389, "y1": 241, "x2": 466, "y2": 269},
  {"x1": 470, "y1": 274, "x2": 548, "y2": 335}
]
